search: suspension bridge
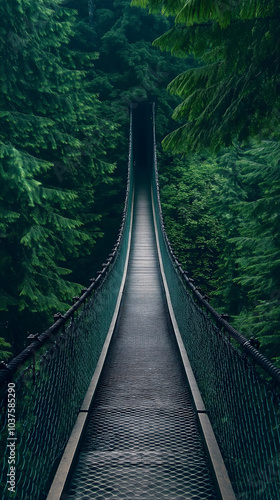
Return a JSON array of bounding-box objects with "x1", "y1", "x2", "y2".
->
[{"x1": 1, "y1": 103, "x2": 280, "y2": 499}]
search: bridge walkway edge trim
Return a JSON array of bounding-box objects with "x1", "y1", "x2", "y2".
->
[
  {"x1": 150, "y1": 184, "x2": 237, "y2": 500},
  {"x1": 46, "y1": 187, "x2": 135, "y2": 500}
]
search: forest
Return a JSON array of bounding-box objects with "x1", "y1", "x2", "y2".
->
[{"x1": 0, "y1": 0, "x2": 280, "y2": 367}]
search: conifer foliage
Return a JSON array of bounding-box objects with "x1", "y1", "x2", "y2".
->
[
  {"x1": 0, "y1": 0, "x2": 116, "y2": 350},
  {"x1": 134, "y1": 0, "x2": 280, "y2": 365},
  {"x1": 133, "y1": 0, "x2": 280, "y2": 153},
  {"x1": 0, "y1": 0, "x2": 188, "y2": 355},
  {"x1": 88, "y1": 0, "x2": 189, "y2": 139},
  {"x1": 158, "y1": 141, "x2": 280, "y2": 365},
  {"x1": 158, "y1": 151, "x2": 223, "y2": 288}
]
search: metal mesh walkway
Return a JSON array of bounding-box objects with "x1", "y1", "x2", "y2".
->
[{"x1": 65, "y1": 174, "x2": 218, "y2": 499}]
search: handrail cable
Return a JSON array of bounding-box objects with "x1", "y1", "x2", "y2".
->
[
  {"x1": 151, "y1": 102, "x2": 280, "y2": 388},
  {"x1": 0, "y1": 109, "x2": 134, "y2": 499},
  {"x1": 1, "y1": 103, "x2": 280, "y2": 500},
  {"x1": 151, "y1": 102, "x2": 280, "y2": 499},
  {"x1": 0, "y1": 112, "x2": 133, "y2": 388}
]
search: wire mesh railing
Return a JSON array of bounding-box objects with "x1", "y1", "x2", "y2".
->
[
  {"x1": 0, "y1": 114, "x2": 134, "y2": 500},
  {"x1": 2, "y1": 101, "x2": 280, "y2": 500},
  {"x1": 151, "y1": 104, "x2": 280, "y2": 499}
]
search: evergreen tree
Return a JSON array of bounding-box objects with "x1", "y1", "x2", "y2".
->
[
  {"x1": 209, "y1": 146, "x2": 248, "y2": 317},
  {"x1": 0, "y1": 0, "x2": 116, "y2": 351},
  {"x1": 0, "y1": 0, "x2": 189, "y2": 355},
  {"x1": 158, "y1": 151, "x2": 223, "y2": 289},
  {"x1": 133, "y1": 0, "x2": 280, "y2": 366},
  {"x1": 225, "y1": 141, "x2": 280, "y2": 362},
  {"x1": 88, "y1": 0, "x2": 192, "y2": 141},
  {"x1": 159, "y1": 140, "x2": 280, "y2": 365},
  {"x1": 133, "y1": 0, "x2": 280, "y2": 153}
]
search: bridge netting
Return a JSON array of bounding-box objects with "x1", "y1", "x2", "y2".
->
[
  {"x1": 0, "y1": 104, "x2": 279, "y2": 499},
  {"x1": 0, "y1": 119, "x2": 134, "y2": 499},
  {"x1": 151, "y1": 103, "x2": 280, "y2": 499}
]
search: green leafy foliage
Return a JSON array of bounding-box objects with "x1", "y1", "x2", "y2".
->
[
  {"x1": 131, "y1": 0, "x2": 185, "y2": 17},
  {"x1": 0, "y1": 0, "x2": 118, "y2": 352},
  {"x1": 134, "y1": 0, "x2": 280, "y2": 366},
  {"x1": 0, "y1": 0, "x2": 190, "y2": 355},
  {"x1": 89, "y1": 0, "x2": 191, "y2": 139},
  {"x1": 0, "y1": 337, "x2": 12, "y2": 361},
  {"x1": 134, "y1": 0, "x2": 280, "y2": 153},
  {"x1": 159, "y1": 141, "x2": 280, "y2": 365},
  {"x1": 158, "y1": 151, "x2": 223, "y2": 288},
  {"x1": 3, "y1": 0, "x2": 278, "y2": 371},
  {"x1": 225, "y1": 141, "x2": 280, "y2": 361}
]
